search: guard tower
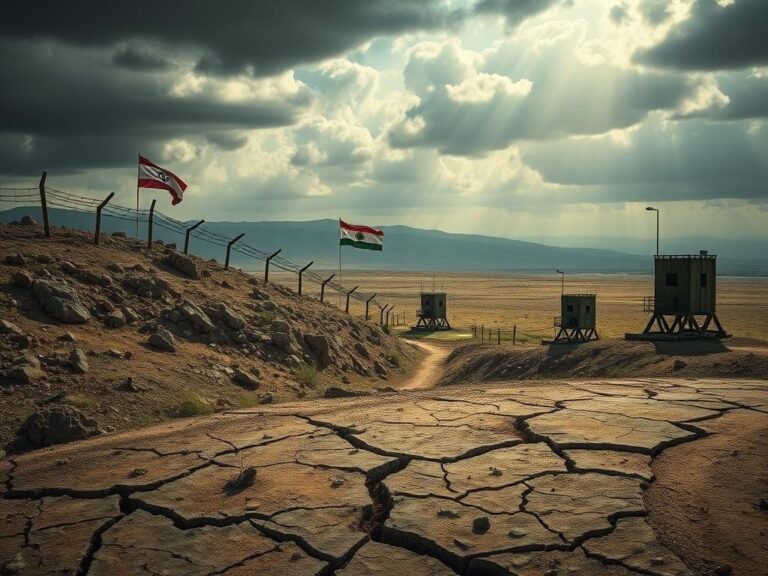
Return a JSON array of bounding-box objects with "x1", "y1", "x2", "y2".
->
[
  {"x1": 415, "y1": 292, "x2": 451, "y2": 330},
  {"x1": 553, "y1": 294, "x2": 598, "y2": 343},
  {"x1": 632, "y1": 252, "x2": 727, "y2": 339}
]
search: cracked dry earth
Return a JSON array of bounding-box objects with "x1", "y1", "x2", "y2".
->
[{"x1": 1, "y1": 378, "x2": 767, "y2": 575}]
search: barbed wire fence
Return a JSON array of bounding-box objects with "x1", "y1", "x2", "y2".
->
[
  {"x1": 0, "y1": 175, "x2": 397, "y2": 324},
  {"x1": 470, "y1": 323, "x2": 555, "y2": 345}
]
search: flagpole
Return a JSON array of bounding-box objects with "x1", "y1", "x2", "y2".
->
[
  {"x1": 136, "y1": 155, "x2": 140, "y2": 239},
  {"x1": 338, "y1": 217, "x2": 342, "y2": 308}
]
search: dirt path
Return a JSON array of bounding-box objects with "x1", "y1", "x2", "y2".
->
[{"x1": 398, "y1": 340, "x2": 452, "y2": 390}]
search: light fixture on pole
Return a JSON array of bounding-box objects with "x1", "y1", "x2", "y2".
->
[
  {"x1": 555, "y1": 270, "x2": 564, "y2": 296},
  {"x1": 645, "y1": 206, "x2": 659, "y2": 256}
]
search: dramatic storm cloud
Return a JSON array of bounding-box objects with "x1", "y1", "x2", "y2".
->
[{"x1": 0, "y1": 0, "x2": 766, "y2": 241}]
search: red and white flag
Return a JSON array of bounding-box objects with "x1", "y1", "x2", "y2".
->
[{"x1": 138, "y1": 155, "x2": 188, "y2": 205}]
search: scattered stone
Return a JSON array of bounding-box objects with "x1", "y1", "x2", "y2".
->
[
  {"x1": 36, "y1": 253, "x2": 54, "y2": 264},
  {"x1": 60, "y1": 261, "x2": 78, "y2": 274},
  {"x1": 374, "y1": 360, "x2": 388, "y2": 376},
  {"x1": 758, "y1": 497, "x2": 768, "y2": 511},
  {"x1": 5, "y1": 252, "x2": 26, "y2": 265},
  {"x1": 149, "y1": 329, "x2": 177, "y2": 352},
  {"x1": 354, "y1": 341, "x2": 371, "y2": 359},
  {"x1": 508, "y1": 528, "x2": 528, "y2": 539},
  {"x1": 32, "y1": 279, "x2": 91, "y2": 324},
  {"x1": 233, "y1": 367, "x2": 260, "y2": 390},
  {"x1": 0, "y1": 319, "x2": 24, "y2": 335},
  {"x1": 111, "y1": 231, "x2": 127, "y2": 238},
  {"x1": 21, "y1": 405, "x2": 101, "y2": 448},
  {"x1": 271, "y1": 319, "x2": 299, "y2": 353},
  {"x1": 472, "y1": 516, "x2": 491, "y2": 534},
  {"x1": 20, "y1": 215, "x2": 37, "y2": 225},
  {"x1": 122, "y1": 306, "x2": 140, "y2": 324},
  {"x1": 330, "y1": 477, "x2": 345, "y2": 488},
  {"x1": 3, "y1": 359, "x2": 43, "y2": 385},
  {"x1": 437, "y1": 509, "x2": 461, "y2": 519},
  {"x1": 129, "y1": 468, "x2": 147, "y2": 478},
  {"x1": 259, "y1": 392, "x2": 274, "y2": 404},
  {"x1": 105, "y1": 310, "x2": 126, "y2": 328},
  {"x1": 714, "y1": 564, "x2": 733, "y2": 575},
  {"x1": 68, "y1": 348, "x2": 89, "y2": 374},
  {"x1": 106, "y1": 262, "x2": 124, "y2": 273},
  {"x1": 11, "y1": 270, "x2": 33, "y2": 289},
  {"x1": 57, "y1": 331, "x2": 76, "y2": 342},
  {"x1": 164, "y1": 251, "x2": 200, "y2": 279},
  {"x1": 673, "y1": 359, "x2": 687, "y2": 371},
  {"x1": 117, "y1": 377, "x2": 145, "y2": 393}
]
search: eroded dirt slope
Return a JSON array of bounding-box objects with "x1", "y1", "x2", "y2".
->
[
  {"x1": 440, "y1": 338, "x2": 768, "y2": 385},
  {"x1": 0, "y1": 222, "x2": 417, "y2": 453}
]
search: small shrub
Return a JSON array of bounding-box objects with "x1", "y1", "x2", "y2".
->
[
  {"x1": 178, "y1": 394, "x2": 213, "y2": 417},
  {"x1": 223, "y1": 461, "x2": 257, "y2": 496},
  {"x1": 63, "y1": 394, "x2": 92, "y2": 409},
  {"x1": 385, "y1": 352, "x2": 402, "y2": 368},
  {"x1": 294, "y1": 363, "x2": 318, "y2": 387}
]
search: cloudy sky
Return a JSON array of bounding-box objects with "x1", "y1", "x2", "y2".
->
[{"x1": 1, "y1": 0, "x2": 766, "y2": 242}]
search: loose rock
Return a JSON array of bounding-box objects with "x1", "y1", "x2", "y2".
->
[
  {"x1": 149, "y1": 329, "x2": 177, "y2": 352},
  {"x1": 32, "y1": 279, "x2": 91, "y2": 324},
  {"x1": 68, "y1": 348, "x2": 89, "y2": 374},
  {"x1": 21, "y1": 405, "x2": 101, "y2": 448}
]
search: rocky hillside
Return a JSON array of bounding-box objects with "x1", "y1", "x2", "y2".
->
[{"x1": 0, "y1": 219, "x2": 417, "y2": 454}]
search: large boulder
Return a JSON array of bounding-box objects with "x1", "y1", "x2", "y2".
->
[
  {"x1": 271, "y1": 319, "x2": 300, "y2": 354},
  {"x1": 21, "y1": 406, "x2": 101, "y2": 448},
  {"x1": 149, "y1": 328, "x2": 177, "y2": 352},
  {"x1": 32, "y1": 279, "x2": 91, "y2": 324},
  {"x1": 11, "y1": 271, "x2": 33, "y2": 289},
  {"x1": 221, "y1": 305, "x2": 247, "y2": 331},
  {"x1": 304, "y1": 333, "x2": 331, "y2": 369},
  {"x1": 164, "y1": 251, "x2": 200, "y2": 279},
  {"x1": 2, "y1": 356, "x2": 43, "y2": 385},
  {"x1": 179, "y1": 300, "x2": 216, "y2": 333}
]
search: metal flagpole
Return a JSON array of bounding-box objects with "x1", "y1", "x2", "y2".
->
[
  {"x1": 338, "y1": 218, "x2": 342, "y2": 307},
  {"x1": 136, "y1": 155, "x2": 140, "y2": 239}
]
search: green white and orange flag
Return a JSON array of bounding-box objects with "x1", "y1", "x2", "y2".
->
[{"x1": 339, "y1": 219, "x2": 383, "y2": 251}]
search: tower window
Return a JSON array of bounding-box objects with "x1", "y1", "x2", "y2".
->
[
  {"x1": 700, "y1": 273, "x2": 707, "y2": 288},
  {"x1": 665, "y1": 273, "x2": 678, "y2": 287}
]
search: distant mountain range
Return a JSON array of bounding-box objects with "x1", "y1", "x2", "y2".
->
[{"x1": 2, "y1": 206, "x2": 766, "y2": 276}]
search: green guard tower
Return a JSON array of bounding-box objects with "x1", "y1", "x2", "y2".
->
[
  {"x1": 553, "y1": 294, "x2": 598, "y2": 343},
  {"x1": 628, "y1": 251, "x2": 727, "y2": 340},
  {"x1": 416, "y1": 292, "x2": 451, "y2": 330}
]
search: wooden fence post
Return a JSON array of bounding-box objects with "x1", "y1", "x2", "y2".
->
[
  {"x1": 320, "y1": 273, "x2": 335, "y2": 303},
  {"x1": 513, "y1": 325, "x2": 517, "y2": 346},
  {"x1": 345, "y1": 286, "x2": 359, "y2": 314},
  {"x1": 365, "y1": 293, "x2": 377, "y2": 321},
  {"x1": 94, "y1": 192, "x2": 115, "y2": 245},
  {"x1": 184, "y1": 219, "x2": 204, "y2": 254},
  {"x1": 146, "y1": 199, "x2": 156, "y2": 249},
  {"x1": 38, "y1": 171, "x2": 50, "y2": 238},
  {"x1": 264, "y1": 249, "x2": 281, "y2": 283},
  {"x1": 380, "y1": 304, "x2": 389, "y2": 326},
  {"x1": 498, "y1": 328, "x2": 501, "y2": 345},
  {"x1": 224, "y1": 233, "x2": 245, "y2": 270},
  {"x1": 387, "y1": 306, "x2": 395, "y2": 326},
  {"x1": 298, "y1": 261, "x2": 313, "y2": 295}
]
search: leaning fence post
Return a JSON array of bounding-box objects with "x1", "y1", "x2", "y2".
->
[
  {"x1": 345, "y1": 286, "x2": 359, "y2": 314},
  {"x1": 320, "y1": 273, "x2": 335, "y2": 303},
  {"x1": 38, "y1": 171, "x2": 50, "y2": 238},
  {"x1": 146, "y1": 199, "x2": 156, "y2": 249},
  {"x1": 365, "y1": 293, "x2": 377, "y2": 321},
  {"x1": 94, "y1": 192, "x2": 115, "y2": 245},
  {"x1": 387, "y1": 305, "x2": 395, "y2": 327},
  {"x1": 380, "y1": 304, "x2": 389, "y2": 326},
  {"x1": 298, "y1": 261, "x2": 313, "y2": 295},
  {"x1": 184, "y1": 219, "x2": 204, "y2": 254},
  {"x1": 264, "y1": 249, "x2": 282, "y2": 283},
  {"x1": 224, "y1": 233, "x2": 245, "y2": 270}
]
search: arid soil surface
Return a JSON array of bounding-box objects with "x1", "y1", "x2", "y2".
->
[
  {"x1": 440, "y1": 338, "x2": 768, "y2": 384},
  {"x1": 0, "y1": 223, "x2": 417, "y2": 453},
  {"x1": 2, "y1": 377, "x2": 766, "y2": 575}
]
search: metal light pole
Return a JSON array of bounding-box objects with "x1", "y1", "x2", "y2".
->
[
  {"x1": 646, "y1": 206, "x2": 659, "y2": 256},
  {"x1": 555, "y1": 270, "x2": 564, "y2": 296}
]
